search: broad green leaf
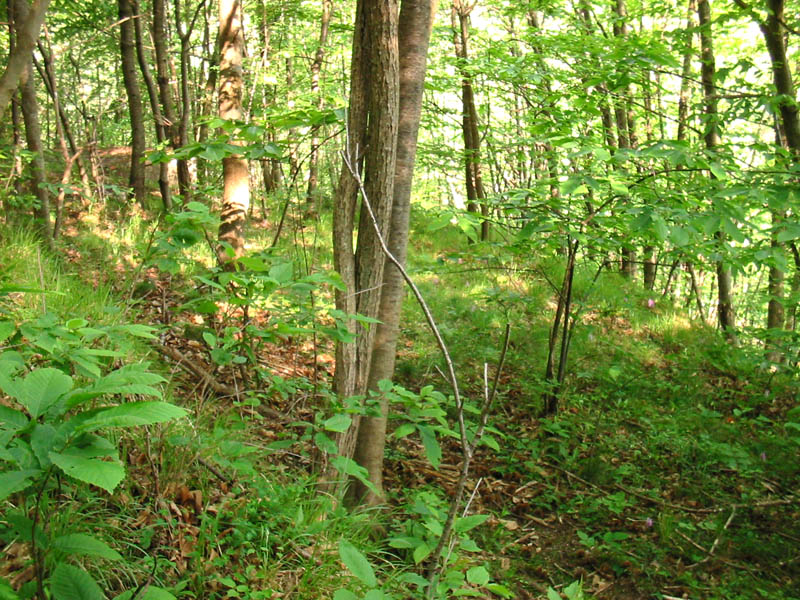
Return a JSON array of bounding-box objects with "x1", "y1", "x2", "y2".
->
[
  {"x1": 332, "y1": 591, "x2": 358, "y2": 600},
  {"x1": 330, "y1": 456, "x2": 379, "y2": 496},
  {"x1": 51, "y1": 534, "x2": 122, "y2": 561},
  {"x1": 0, "y1": 469, "x2": 39, "y2": 501},
  {"x1": 547, "y1": 588, "x2": 562, "y2": 600},
  {"x1": 710, "y1": 162, "x2": 727, "y2": 180},
  {"x1": 722, "y1": 218, "x2": 745, "y2": 243},
  {"x1": 31, "y1": 424, "x2": 61, "y2": 467},
  {"x1": 486, "y1": 583, "x2": 515, "y2": 598},
  {"x1": 0, "y1": 405, "x2": 27, "y2": 431},
  {"x1": 777, "y1": 223, "x2": 800, "y2": 243},
  {"x1": 413, "y1": 542, "x2": 431, "y2": 564},
  {"x1": 338, "y1": 539, "x2": 376, "y2": 587},
  {"x1": 669, "y1": 226, "x2": 690, "y2": 247},
  {"x1": 50, "y1": 563, "x2": 105, "y2": 600},
  {"x1": 0, "y1": 577, "x2": 21, "y2": 599},
  {"x1": 417, "y1": 425, "x2": 441, "y2": 469},
  {"x1": 466, "y1": 566, "x2": 489, "y2": 586},
  {"x1": 364, "y1": 591, "x2": 385, "y2": 600},
  {"x1": 314, "y1": 432, "x2": 338, "y2": 455},
  {"x1": 0, "y1": 321, "x2": 15, "y2": 343},
  {"x1": 454, "y1": 514, "x2": 489, "y2": 534},
  {"x1": 269, "y1": 262, "x2": 293, "y2": 284},
  {"x1": 15, "y1": 368, "x2": 73, "y2": 419},
  {"x1": 323, "y1": 414, "x2": 352, "y2": 433},
  {"x1": 50, "y1": 451, "x2": 125, "y2": 493},
  {"x1": 391, "y1": 423, "x2": 416, "y2": 439},
  {"x1": 77, "y1": 402, "x2": 187, "y2": 432}
]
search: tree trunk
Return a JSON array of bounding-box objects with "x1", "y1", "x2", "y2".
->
[
  {"x1": 0, "y1": 0, "x2": 50, "y2": 121},
  {"x1": 677, "y1": 0, "x2": 696, "y2": 144},
  {"x1": 452, "y1": 0, "x2": 489, "y2": 241},
  {"x1": 697, "y1": 0, "x2": 735, "y2": 338},
  {"x1": 14, "y1": 0, "x2": 52, "y2": 245},
  {"x1": 118, "y1": 0, "x2": 147, "y2": 207},
  {"x1": 174, "y1": 0, "x2": 196, "y2": 203},
  {"x1": 304, "y1": 0, "x2": 333, "y2": 217},
  {"x1": 328, "y1": 0, "x2": 399, "y2": 499},
  {"x1": 217, "y1": 0, "x2": 249, "y2": 261},
  {"x1": 132, "y1": 0, "x2": 172, "y2": 210},
  {"x1": 351, "y1": 0, "x2": 437, "y2": 507}
]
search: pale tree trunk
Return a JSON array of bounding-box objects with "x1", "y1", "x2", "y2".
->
[
  {"x1": 218, "y1": 0, "x2": 249, "y2": 261},
  {"x1": 351, "y1": 0, "x2": 437, "y2": 506},
  {"x1": 452, "y1": 0, "x2": 489, "y2": 241},
  {"x1": 132, "y1": 0, "x2": 172, "y2": 210},
  {"x1": 328, "y1": 0, "x2": 399, "y2": 498},
  {"x1": 304, "y1": 0, "x2": 333, "y2": 216},
  {"x1": 0, "y1": 0, "x2": 50, "y2": 121},
  {"x1": 118, "y1": 0, "x2": 147, "y2": 207},
  {"x1": 13, "y1": 0, "x2": 52, "y2": 245},
  {"x1": 197, "y1": 7, "x2": 220, "y2": 184},
  {"x1": 698, "y1": 0, "x2": 735, "y2": 338}
]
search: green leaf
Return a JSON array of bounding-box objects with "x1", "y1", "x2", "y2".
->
[
  {"x1": 486, "y1": 583, "x2": 515, "y2": 598},
  {"x1": 31, "y1": 424, "x2": 61, "y2": 467},
  {"x1": 391, "y1": 423, "x2": 416, "y2": 439},
  {"x1": 417, "y1": 425, "x2": 441, "y2": 469},
  {"x1": 722, "y1": 218, "x2": 745, "y2": 243},
  {"x1": 0, "y1": 469, "x2": 39, "y2": 501},
  {"x1": 338, "y1": 539, "x2": 376, "y2": 587},
  {"x1": 50, "y1": 563, "x2": 105, "y2": 600},
  {"x1": 454, "y1": 514, "x2": 489, "y2": 534},
  {"x1": 547, "y1": 588, "x2": 562, "y2": 600},
  {"x1": 332, "y1": 591, "x2": 358, "y2": 600},
  {"x1": 669, "y1": 226, "x2": 690, "y2": 247},
  {"x1": 49, "y1": 451, "x2": 125, "y2": 493},
  {"x1": 323, "y1": 414, "x2": 352, "y2": 433},
  {"x1": 14, "y1": 368, "x2": 73, "y2": 419},
  {"x1": 0, "y1": 321, "x2": 15, "y2": 343},
  {"x1": 314, "y1": 432, "x2": 338, "y2": 455},
  {"x1": 777, "y1": 223, "x2": 800, "y2": 243},
  {"x1": 466, "y1": 566, "x2": 489, "y2": 586},
  {"x1": 413, "y1": 542, "x2": 431, "y2": 564},
  {"x1": 330, "y1": 456, "x2": 379, "y2": 496},
  {"x1": 710, "y1": 162, "x2": 727, "y2": 180},
  {"x1": 364, "y1": 591, "x2": 385, "y2": 600},
  {"x1": 269, "y1": 262, "x2": 293, "y2": 284},
  {"x1": 51, "y1": 534, "x2": 122, "y2": 561},
  {"x1": 77, "y1": 402, "x2": 187, "y2": 432}
]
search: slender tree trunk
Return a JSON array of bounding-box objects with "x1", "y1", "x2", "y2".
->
[
  {"x1": 677, "y1": 0, "x2": 696, "y2": 143},
  {"x1": 0, "y1": 0, "x2": 50, "y2": 121},
  {"x1": 352, "y1": 0, "x2": 437, "y2": 506},
  {"x1": 174, "y1": 0, "x2": 196, "y2": 203},
  {"x1": 118, "y1": 0, "x2": 147, "y2": 207},
  {"x1": 304, "y1": 0, "x2": 333, "y2": 216},
  {"x1": 36, "y1": 36, "x2": 92, "y2": 200},
  {"x1": 217, "y1": 0, "x2": 249, "y2": 261},
  {"x1": 698, "y1": 0, "x2": 735, "y2": 338},
  {"x1": 132, "y1": 0, "x2": 172, "y2": 210},
  {"x1": 452, "y1": 0, "x2": 489, "y2": 241},
  {"x1": 328, "y1": 0, "x2": 399, "y2": 498}
]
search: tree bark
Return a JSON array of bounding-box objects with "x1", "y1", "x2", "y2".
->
[
  {"x1": 304, "y1": 0, "x2": 333, "y2": 216},
  {"x1": 698, "y1": 0, "x2": 735, "y2": 338},
  {"x1": 217, "y1": 0, "x2": 249, "y2": 261},
  {"x1": 0, "y1": 0, "x2": 50, "y2": 122},
  {"x1": 118, "y1": 0, "x2": 147, "y2": 207},
  {"x1": 14, "y1": 0, "x2": 52, "y2": 245},
  {"x1": 328, "y1": 0, "x2": 399, "y2": 499},
  {"x1": 174, "y1": 0, "x2": 198, "y2": 203},
  {"x1": 132, "y1": 0, "x2": 172, "y2": 210},
  {"x1": 452, "y1": 0, "x2": 489, "y2": 241},
  {"x1": 351, "y1": 0, "x2": 437, "y2": 506}
]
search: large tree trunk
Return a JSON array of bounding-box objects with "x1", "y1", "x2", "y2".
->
[
  {"x1": 118, "y1": 0, "x2": 147, "y2": 207},
  {"x1": 132, "y1": 0, "x2": 172, "y2": 210},
  {"x1": 452, "y1": 0, "x2": 489, "y2": 241},
  {"x1": 698, "y1": 0, "x2": 735, "y2": 338},
  {"x1": 0, "y1": 0, "x2": 50, "y2": 121},
  {"x1": 14, "y1": 0, "x2": 52, "y2": 244},
  {"x1": 328, "y1": 0, "x2": 399, "y2": 499},
  {"x1": 351, "y1": 0, "x2": 437, "y2": 506},
  {"x1": 217, "y1": 0, "x2": 249, "y2": 261}
]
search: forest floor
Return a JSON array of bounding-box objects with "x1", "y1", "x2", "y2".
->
[{"x1": 2, "y1": 206, "x2": 799, "y2": 600}]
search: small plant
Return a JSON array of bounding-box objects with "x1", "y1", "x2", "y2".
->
[{"x1": 0, "y1": 319, "x2": 187, "y2": 598}]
